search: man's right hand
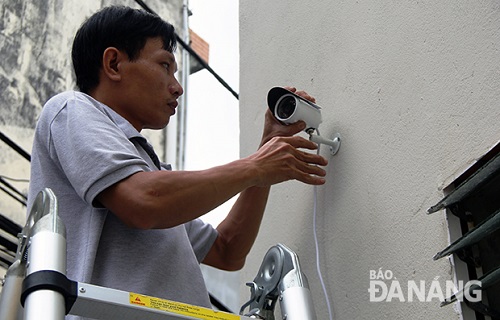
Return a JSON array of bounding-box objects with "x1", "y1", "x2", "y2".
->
[{"x1": 247, "y1": 135, "x2": 328, "y2": 186}]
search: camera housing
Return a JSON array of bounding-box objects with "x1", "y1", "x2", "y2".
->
[
  {"x1": 267, "y1": 87, "x2": 341, "y2": 155},
  {"x1": 267, "y1": 87, "x2": 322, "y2": 131}
]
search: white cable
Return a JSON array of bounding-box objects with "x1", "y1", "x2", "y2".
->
[{"x1": 312, "y1": 131, "x2": 333, "y2": 320}]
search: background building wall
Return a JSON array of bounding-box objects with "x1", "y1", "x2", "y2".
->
[
  {"x1": 0, "y1": 0, "x2": 182, "y2": 225},
  {"x1": 238, "y1": 1, "x2": 500, "y2": 319},
  {"x1": 0, "y1": 0, "x2": 182, "y2": 276}
]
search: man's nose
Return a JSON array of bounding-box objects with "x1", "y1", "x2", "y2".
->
[{"x1": 169, "y1": 79, "x2": 183, "y2": 97}]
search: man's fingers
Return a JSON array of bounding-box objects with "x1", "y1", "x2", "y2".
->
[
  {"x1": 279, "y1": 135, "x2": 322, "y2": 151},
  {"x1": 296, "y1": 149, "x2": 328, "y2": 166},
  {"x1": 254, "y1": 134, "x2": 329, "y2": 186},
  {"x1": 265, "y1": 136, "x2": 328, "y2": 166},
  {"x1": 294, "y1": 168, "x2": 326, "y2": 185}
]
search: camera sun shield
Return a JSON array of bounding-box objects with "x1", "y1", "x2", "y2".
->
[{"x1": 267, "y1": 87, "x2": 322, "y2": 131}]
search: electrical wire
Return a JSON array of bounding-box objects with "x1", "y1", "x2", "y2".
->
[
  {"x1": 0, "y1": 175, "x2": 29, "y2": 183},
  {"x1": 0, "y1": 177, "x2": 28, "y2": 200},
  {"x1": 312, "y1": 130, "x2": 333, "y2": 320}
]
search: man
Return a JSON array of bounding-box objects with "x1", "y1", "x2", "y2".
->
[{"x1": 27, "y1": 5, "x2": 327, "y2": 315}]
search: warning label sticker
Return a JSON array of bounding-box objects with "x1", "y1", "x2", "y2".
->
[{"x1": 129, "y1": 293, "x2": 240, "y2": 320}]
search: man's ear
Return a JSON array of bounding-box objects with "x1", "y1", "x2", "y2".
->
[{"x1": 102, "y1": 47, "x2": 125, "y2": 81}]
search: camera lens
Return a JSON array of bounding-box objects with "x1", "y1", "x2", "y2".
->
[{"x1": 276, "y1": 95, "x2": 296, "y2": 119}]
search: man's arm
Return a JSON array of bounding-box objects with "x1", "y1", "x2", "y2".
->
[
  {"x1": 203, "y1": 88, "x2": 324, "y2": 270},
  {"x1": 202, "y1": 185, "x2": 271, "y2": 271},
  {"x1": 97, "y1": 134, "x2": 326, "y2": 230}
]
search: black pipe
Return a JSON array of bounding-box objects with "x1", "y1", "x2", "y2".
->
[
  {"x1": 0, "y1": 185, "x2": 27, "y2": 207},
  {"x1": 0, "y1": 131, "x2": 31, "y2": 161},
  {"x1": 0, "y1": 177, "x2": 27, "y2": 200}
]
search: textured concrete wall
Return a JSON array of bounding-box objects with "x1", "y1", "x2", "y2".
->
[
  {"x1": 239, "y1": 1, "x2": 500, "y2": 319},
  {"x1": 0, "y1": 0, "x2": 183, "y2": 280},
  {"x1": 0, "y1": 0, "x2": 182, "y2": 223}
]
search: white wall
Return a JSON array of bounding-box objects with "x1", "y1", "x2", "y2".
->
[{"x1": 239, "y1": 1, "x2": 500, "y2": 319}]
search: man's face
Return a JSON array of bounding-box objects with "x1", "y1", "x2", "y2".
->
[{"x1": 118, "y1": 37, "x2": 183, "y2": 131}]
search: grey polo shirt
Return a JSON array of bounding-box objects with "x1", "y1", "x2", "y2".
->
[{"x1": 27, "y1": 91, "x2": 218, "y2": 314}]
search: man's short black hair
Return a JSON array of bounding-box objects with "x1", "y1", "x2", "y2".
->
[{"x1": 72, "y1": 6, "x2": 177, "y2": 94}]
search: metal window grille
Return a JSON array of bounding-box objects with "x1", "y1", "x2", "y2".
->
[{"x1": 428, "y1": 142, "x2": 500, "y2": 319}]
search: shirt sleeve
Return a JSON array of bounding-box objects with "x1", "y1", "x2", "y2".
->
[
  {"x1": 184, "y1": 219, "x2": 218, "y2": 263},
  {"x1": 47, "y1": 95, "x2": 149, "y2": 206}
]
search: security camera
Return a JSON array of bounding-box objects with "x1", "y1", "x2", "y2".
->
[
  {"x1": 267, "y1": 87, "x2": 322, "y2": 131},
  {"x1": 267, "y1": 86, "x2": 341, "y2": 155}
]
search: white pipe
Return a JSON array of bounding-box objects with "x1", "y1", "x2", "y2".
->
[{"x1": 177, "y1": 0, "x2": 190, "y2": 170}]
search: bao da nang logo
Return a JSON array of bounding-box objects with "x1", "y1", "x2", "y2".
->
[{"x1": 368, "y1": 269, "x2": 482, "y2": 303}]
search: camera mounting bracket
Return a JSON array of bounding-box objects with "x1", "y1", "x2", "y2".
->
[{"x1": 307, "y1": 130, "x2": 341, "y2": 156}]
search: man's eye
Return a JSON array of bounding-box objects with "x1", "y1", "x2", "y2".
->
[{"x1": 162, "y1": 63, "x2": 170, "y2": 70}]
